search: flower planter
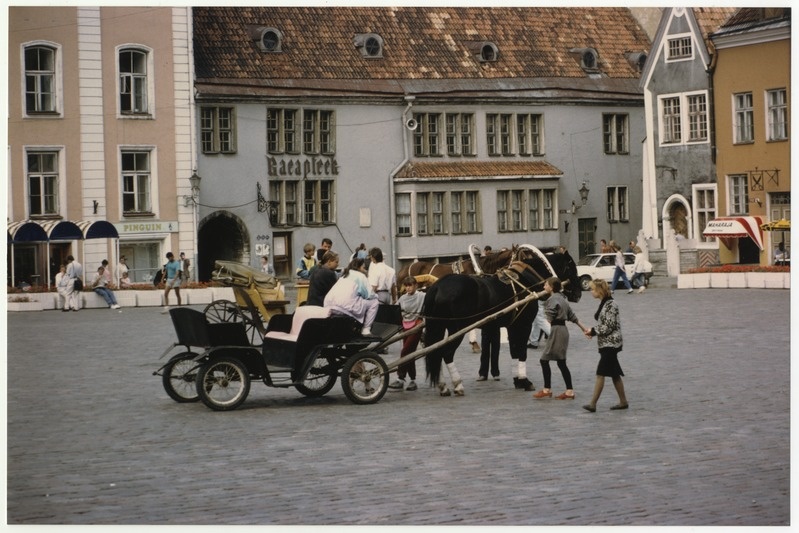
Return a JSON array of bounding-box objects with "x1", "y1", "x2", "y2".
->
[
  {"x1": 115, "y1": 292, "x2": 138, "y2": 308},
  {"x1": 7, "y1": 300, "x2": 44, "y2": 312},
  {"x1": 678, "y1": 272, "x2": 789, "y2": 289},
  {"x1": 134, "y1": 290, "x2": 164, "y2": 307},
  {"x1": 186, "y1": 288, "x2": 214, "y2": 305},
  {"x1": 27, "y1": 292, "x2": 58, "y2": 310},
  {"x1": 212, "y1": 287, "x2": 235, "y2": 302},
  {"x1": 82, "y1": 291, "x2": 110, "y2": 309},
  {"x1": 709, "y1": 273, "x2": 728, "y2": 289},
  {"x1": 726, "y1": 272, "x2": 747, "y2": 288}
]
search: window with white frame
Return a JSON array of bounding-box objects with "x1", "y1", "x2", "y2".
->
[
  {"x1": 659, "y1": 92, "x2": 709, "y2": 146},
  {"x1": 734, "y1": 92, "x2": 754, "y2": 143},
  {"x1": 303, "y1": 180, "x2": 334, "y2": 224},
  {"x1": 602, "y1": 114, "x2": 629, "y2": 154},
  {"x1": 200, "y1": 107, "x2": 236, "y2": 154},
  {"x1": 661, "y1": 97, "x2": 681, "y2": 144},
  {"x1": 27, "y1": 151, "x2": 59, "y2": 216},
  {"x1": 445, "y1": 113, "x2": 475, "y2": 156},
  {"x1": 687, "y1": 93, "x2": 708, "y2": 142},
  {"x1": 269, "y1": 180, "x2": 300, "y2": 225},
  {"x1": 497, "y1": 190, "x2": 525, "y2": 232},
  {"x1": 486, "y1": 113, "x2": 514, "y2": 156},
  {"x1": 396, "y1": 193, "x2": 411, "y2": 235},
  {"x1": 121, "y1": 150, "x2": 152, "y2": 214},
  {"x1": 412, "y1": 113, "x2": 441, "y2": 156},
  {"x1": 517, "y1": 114, "x2": 544, "y2": 156},
  {"x1": 303, "y1": 109, "x2": 335, "y2": 154},
  {"x1": 451, "y1": 192, "x2": 463, "y2": 234},
  {"x1": 667, "y1": 35, "x2": 692, "y2": 60},
  {"x1": 24, "y1": 45, "x2": 57, "y2": 114},
  {"x1": 606, "y1": 186, "x2": 628, "y2": 222},
  {"x1": 767, "y1": 88, "x2": 788, "y2": 141},
  {"x1": 465, "y1": 191, "x2": 479, "y2": 233},
  {"x1": 728, "y1": 174, "x2": 749, "y2": 215},
  {"x1": 694, "y1": 185, "x2": 717, "y2": 243},
  {"x1": 119, "y1": 48, "x2": 149, "y2": 114}
]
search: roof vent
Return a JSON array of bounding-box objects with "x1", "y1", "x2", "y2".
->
[{"x1": 354, "y1": 33, "x2": 384, "y2": 58}]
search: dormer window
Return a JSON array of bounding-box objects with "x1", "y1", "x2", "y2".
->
[
  {"x1": 480, "y1": 42, "x2": 499, "y2": 62},
  {"x1": 354, "y1": 33, "x2": 383, "y2": 58},
  {"x1": 257, "y1": 27, "x2": 283, "y2": 53},
  {"x1": 569, "y1": 47, "x2": 600, "y2": 74},
  {"x1": 625, "y1": 51, "x2": 648, "y2": 72}
]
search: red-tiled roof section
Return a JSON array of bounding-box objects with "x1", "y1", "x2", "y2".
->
[
  {"x1": 395, "y1": 161, "x2": 563, "y2": 180},
  {"x1": 193, "y1": 7, "x2": 651, "y2": 82},
  {"x1": 692, "y1": 7, "x2": 738, "y2": 45}
]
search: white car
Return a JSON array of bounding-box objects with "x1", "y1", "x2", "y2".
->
[{"x1": 576, "y1": 253, "x2": 652, "y2": 291}]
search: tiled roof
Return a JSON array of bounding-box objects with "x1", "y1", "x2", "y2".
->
[
  {"x1": 394, "y1": 160, "x2": 563, "y2": 180},
  {"x1": 193, "y1": 7, "x2": 651, "y2": 83},
  {"x1": 722, "y1": 7, "x2": 791, "y2": 28},
  {"x1": 692, "y1": 7, "x2": 738, "y2": 46}
]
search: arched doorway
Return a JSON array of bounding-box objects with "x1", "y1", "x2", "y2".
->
[
  {"x1": 669, "y1": 203, "x2": 689, "y2": 238},
  {"x1": 197, "y1": 211, "x2": 250, "y2": 281}
]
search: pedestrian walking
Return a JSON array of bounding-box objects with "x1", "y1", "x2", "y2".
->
[
  {"x1": 161, "y1": 252, "x2": 183, "y2": 313},
  {"x1": 533, "y1": 276, "x2": 590, "y2": 400},
  {"x1": 609, "y1": 240, "x2": 634, "y2": 294},
  {"x1": 583, "y1": 278, "x2": 629, "y2": 412}
]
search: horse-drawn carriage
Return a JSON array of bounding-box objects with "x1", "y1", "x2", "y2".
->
[{"x1": 153, "y1": 245, "x2": 580, "y2": 410}]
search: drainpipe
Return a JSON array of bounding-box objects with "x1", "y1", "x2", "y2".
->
[
  {"x1": 387, "y1": 95, "x2": 415, "y2": 269},
  {"x1": 706, "y1": 40, "x2": 718, "y2": 167}
]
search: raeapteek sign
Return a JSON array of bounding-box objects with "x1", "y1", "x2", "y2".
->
[{"x1": 267, "y1": 155, "x2": 339, "y2": 179}]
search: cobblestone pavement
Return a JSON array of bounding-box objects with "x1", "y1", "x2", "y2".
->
[{"x1": 5, "y1": 287, "x2": 790, "y2": 526}]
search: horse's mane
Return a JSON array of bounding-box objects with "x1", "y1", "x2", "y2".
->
[{"x1": 479, "y1": 249, "x2": 514, "y2": 273}]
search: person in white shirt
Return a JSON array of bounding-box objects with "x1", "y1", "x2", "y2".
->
[
  {"x1": 116, "y1": 255, "x2": 129, "y2": 286},
  {"x1": 91, "y1": 266, "x2": 121, "y2": 309},
  {"x1": 367, "y1": 247, "x2": 397, "y2": 305},
  {"x1": 55, "y1": 264, "x2": 70, "y2": 312},
  {"x1": 65, "y1": 255, "x2": 83, "y2": 311},
  {"x1": 324, "y1": 258, "x2": 379, "y2": 336}
]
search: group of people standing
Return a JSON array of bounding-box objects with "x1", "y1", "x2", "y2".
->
[{"x1": 55, "y1": 255, "x2": 129, "y2": 311}]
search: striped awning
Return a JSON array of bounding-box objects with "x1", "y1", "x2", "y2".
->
[
  {"x1": 7, "y1": 219, "x2": 119, "y2": 242},
  {"x1": 703, "y1": 216, "x2": 765, "y2": 250}
]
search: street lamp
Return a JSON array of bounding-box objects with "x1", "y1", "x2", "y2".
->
[
  {"x1": 184, "y1": 171, "x2": 201, "y2": 207},
  {"x1": 562, "y1": 181, "x2": 590, "y2": 214}
]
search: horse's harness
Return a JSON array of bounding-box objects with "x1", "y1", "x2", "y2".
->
[{"x1": 495, "y1": 260, "x2": 548, "y2": 325}]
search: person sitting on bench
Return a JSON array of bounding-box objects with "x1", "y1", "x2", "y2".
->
[{"x1": 323, "y1": 257, "x2": 379, "y2": 336}]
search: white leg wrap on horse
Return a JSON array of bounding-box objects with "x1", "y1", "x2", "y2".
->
[
  {"x1": 517, "y1": 361, "x2": 527, "y2": 379},
  {"x1": 438, "y1": 382, "x2": 451, "y2": 396},
  {"x1": 446, "y1": 362, "x2": 465, "y2": 396}
]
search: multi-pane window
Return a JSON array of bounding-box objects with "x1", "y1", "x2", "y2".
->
[
  {"x1": 412, "y1": 113, "x2": 441, "y2": 156},
  {"x1": 27, "y1": 152, "x2": 58, "y2": 216},
  {"x1": 734, "y1": 92, "x2": 754, "y2": 143},
  {"x1": 729, "y1": 174, "x2": 748, "y2": 215},
  {"x1": 269, "y1": 181, "x2": 300, "y2": 225},
  {"x1": 303, "y1": 180, "x2": 334, "y2": 224},
  {"x1": 431, "y1": 192, "x2": 445, "y2": 234},
  {"x1": 687, "y1": 94, "x2": 708, "y2": 141},
  {"x1": 767, "y1": 89, "x2": 788, "y2": 141},
  {"x1": 24, "y1": 45, "x2": 56, "y2": 113},
  {"x1": 119, "y1": 49, "x2": 148, "y2": 114},
  {"x1": 606, "y1": 186, "x2": 628, "y2": 222},
  {"x1": 416, "y1": 193, "x2": 429, "y2": 235},
  {"x1": 498, "y1": 190, "x2": 526, "y2": 232},
  {"x1": 121, "y1": 151, "x2": 151, "y2": 213},
  {"x1": 451, "y1": 192, "x2": 463, "y2": 234},
  {"x1": 303, "y1": 110, "x2": 335, "y2": 154},
  {"x1": 396, "y1": 193, "x2": 412, "y2": 235},
  {"x1": 602, "y1": 114, "x2": 629, "y2": 154},
  {"x1": 200, "y1": 107, "x2": 236, "y2": 154},
  {"x1": 445, "y1": 113, "x2": 474, "y2": 156},
  {"x1": 486, "y1": 113, "x2": 514, "y2": 156},
  {"x1": 267, "y1": 108, "x2": 298, "y2": 154},
  {"x1": 694, "y1": 185, "x2": 717, "y2": 243},
  {"x1": 528, "y1": 189, "x2": 556, "y2": 230},
  {"x1": 661, "y1": 97, "x2": 681, "y2": 144},
  {"x1": 667, "y1": 36, "x2": 692, "y2": 60},
  {"x1": 465, "y1": 191, "x2": 479, "y2": 233},
  {"x1": 517, "y1": 114, "x2": 544, "y2": 156}
]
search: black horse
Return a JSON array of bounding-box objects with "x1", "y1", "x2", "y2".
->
[{"x1": 423, "y1": 245, "x2": 581, "y2": 395}]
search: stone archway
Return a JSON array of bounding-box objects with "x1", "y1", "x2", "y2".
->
[
  {"x1": 669, "y1": 203, "x2": 689, "y2": 239},
  {"x1": 197, "y1": 211, "x2": 251, "y2": 281}
]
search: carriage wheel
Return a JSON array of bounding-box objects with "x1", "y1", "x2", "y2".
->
[
  {"x1": 162, "y1": 352, "x2": 201, "y2": 403},
  {"x1": 341, "y1": 352, "x2": 388, "y2": 405},
  {"x1": 580, "y1": 276, "x2": 592, "y2": 291},
  {"x1": 295, "y1": 356, "x2": 337, "y2": 397},
  {"x1": 204, "y1": 299, "x2": 243, "y2": 324},
  {"x1": 195, "y1": 357, "x2": 251, "y2": 411},
  {"x1": 204, "y1": 300, "x2": 264, "y2": 347}
]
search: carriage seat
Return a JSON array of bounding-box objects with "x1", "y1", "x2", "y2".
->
[
  {"x1": 264, "y1": 305, "x2": 331, "y2": 343},
  {"x1": 169, "y1": 307, "x2": 250, "y2": 348}
]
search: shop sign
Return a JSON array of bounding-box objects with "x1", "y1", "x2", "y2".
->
[
  {"x1": 267, "y1": 155, "x2": 339, "y2": 179},
  {"x1": 115, "y1": 221, "x2": 179, "y2": 234}
]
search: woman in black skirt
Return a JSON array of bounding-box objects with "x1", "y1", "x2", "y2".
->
[{"x1": 583, "y1": 278, "x2": 629, "y2": 412}]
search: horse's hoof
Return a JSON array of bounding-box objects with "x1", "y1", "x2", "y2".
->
[
  {"x1": 470, "y1": 342, "x2": 481, "y2": 353},
  {"x1": 517, "y1": 378, "x2": 535, "y2": 391},
  {"x1": 513, "y1": 377, "x2": 521, "y2": 389},
  {"x1": 453, "y1": 380, "x2": 465, "y2": 396},
  {"x1": 438, "y1": 383, "x2": 451, "y2": 396}
]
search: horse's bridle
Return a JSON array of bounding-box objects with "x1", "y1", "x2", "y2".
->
[{"x1": 500, "y1": 261, "x2": 547, "y2": 324}]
